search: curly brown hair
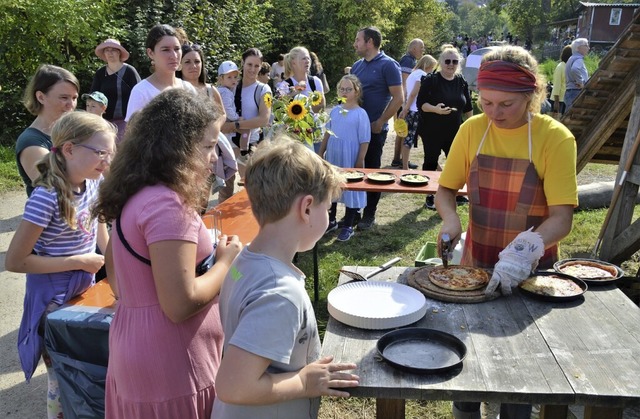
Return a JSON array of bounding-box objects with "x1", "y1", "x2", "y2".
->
[{"x1": 93, "y1": 89, "x2": 222, "y2": 222}]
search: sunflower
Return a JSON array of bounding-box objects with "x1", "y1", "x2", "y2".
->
[
  {"x1": 286, "y1": 100, "x2": 307, "y2": 121},
  {"x1": 263, "y1": 92, "x2": 273, "y2": 108},
  {"x1": 310, "y1": 91, "x2": 322, "y2": 106}
]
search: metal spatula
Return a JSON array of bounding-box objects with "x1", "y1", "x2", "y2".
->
[{"x1": 340, "y1": 257, "x2": 402, "y2": 282}]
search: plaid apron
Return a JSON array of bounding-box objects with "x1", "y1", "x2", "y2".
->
[{"x1": 461, "y1": 118, "x2": 557, "y2": 269}]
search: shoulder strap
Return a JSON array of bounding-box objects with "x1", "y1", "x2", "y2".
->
[
  {"x1": 234, "y1": 82, "x2": 242, "y2": 117},
  {"x1": 307, "y1": 76, "x2": 317, "y2": 92},
  {"x1": 115, "y1": 216, "x2": 151, "y2": 265},
  {"x1": 254, "y1": 82, "x2": 265, "y2": 108}
]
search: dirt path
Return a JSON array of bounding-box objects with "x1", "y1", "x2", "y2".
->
[{"x1": 0, "y1": 190, "x2": 47, "y2": 418}]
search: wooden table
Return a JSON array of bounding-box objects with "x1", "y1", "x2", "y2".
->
[{"x1": 321, "y1": 266, "x2": 640, "y2": 419}]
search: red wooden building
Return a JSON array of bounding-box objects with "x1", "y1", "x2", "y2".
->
[{"x1": 577, "y1": 2, "x2": 640, "y2": 48}]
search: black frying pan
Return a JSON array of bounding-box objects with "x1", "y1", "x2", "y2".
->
[{"x1": 377, "y1": 327, "x2": 467, "y2": 374}]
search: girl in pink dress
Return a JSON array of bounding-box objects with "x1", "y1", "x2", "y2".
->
[{"x1": 93, "y1": 88, "x2": 242, "y2": 418}]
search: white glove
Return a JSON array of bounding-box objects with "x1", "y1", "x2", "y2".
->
[{"x1": 485, "y1": 228, "x2": 545, "y2": 296}]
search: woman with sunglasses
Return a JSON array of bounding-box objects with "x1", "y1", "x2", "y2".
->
[
  {"x1": 416, "y1": 46, "x2": 473, "y2": 209},
  {"x1": 435, "y1": 46, "x2": 577, "y2": 418}
]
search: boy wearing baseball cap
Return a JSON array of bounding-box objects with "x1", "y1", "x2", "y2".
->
[
  {"x1": 82, "y1": 91, "x2": 108, "y2": 117},
  {"x1": 217, "y1": 61, "x2": 250, "y2": 155}
]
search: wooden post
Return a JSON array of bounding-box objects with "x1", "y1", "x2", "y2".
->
[
  {"x1": 539, "y1": 405, "x2": 568, "y2": 418},
  {"x1": 599, "y1": 73, "x2": 640, "y2": 263},
  {"x1": 376, "y1": 398, "x2": 405, "y2": 419}
]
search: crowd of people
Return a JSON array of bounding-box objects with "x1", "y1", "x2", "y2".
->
[{"x1": 8, "y1": 21, "x2": 580, "y2": 419}]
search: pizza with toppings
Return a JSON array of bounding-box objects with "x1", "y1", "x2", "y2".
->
[
  {"x1": 520, "y1": 275, "x2": 583, "y2": 297},
  {"x1": 556, "y1": 260, "x2": 618, "y2": 280},
  {"x1": 427, "y1": 266, "x2": 490, "y2": 291}
]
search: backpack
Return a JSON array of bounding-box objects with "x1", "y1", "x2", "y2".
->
[
  {"x1": 284, "y1": 76, "x2": 317, "y2": 92},
  {"x1": 232, "y1": 81, "x2": 266, "y2": 145}
]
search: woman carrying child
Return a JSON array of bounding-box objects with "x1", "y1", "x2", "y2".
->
[
  {"x1": 6, "y1": 111, "x2": 116, "y2": 418},
  {"x1": 318, "y1": 74, "x2": 370, "y2": 242},
  {"x1": 93, "y1": 89, "x2": 242, "y2": 419}
]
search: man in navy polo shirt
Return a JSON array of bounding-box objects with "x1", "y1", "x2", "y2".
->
[{"x1": 351, "y1": 26, "x2": 403, "y2": 230}]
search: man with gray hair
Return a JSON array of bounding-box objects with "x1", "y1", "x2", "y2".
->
[{"x1": 564, "y1": 37, "x2": 590, "y2": 110}]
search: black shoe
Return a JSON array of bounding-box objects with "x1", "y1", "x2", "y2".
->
[
  {"x1": 456, "y1": 195, "x2": 469, "y2": 205},
  {"x1": 357, "y1": 216, "x2": 375, "y2": 230},
  {"x1": 391, "y1": 159, "x2": 402, "y2": 167},
  {"x1": 424, "y1": 194, "x2": 436, "y2": 210},
  {"x1": 407, "y1": 161, "x2": 418, "y2": 169}
]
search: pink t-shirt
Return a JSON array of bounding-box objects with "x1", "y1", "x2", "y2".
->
[{"x1": 105, "y1": 185, "x2": 222, "y2": 418}]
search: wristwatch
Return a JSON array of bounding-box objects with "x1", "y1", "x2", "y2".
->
[{"x1": 235, "y1": 121, "x2": 240, "y2": 130}]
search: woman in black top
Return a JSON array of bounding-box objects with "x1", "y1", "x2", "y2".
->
[
  {"x1": 416, "y1": 46, "x2": 473, "y2": 209},
  {"x1": 91, "y1": 39, "x2": 141, "y2": 142},
  {"x1": 417, "y1": 46, "x2": 473, "y2": 171}
]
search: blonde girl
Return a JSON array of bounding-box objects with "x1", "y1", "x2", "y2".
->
[
  {"x1": 6, "y1": 111, "x2": 116, "y2": 418},
  {"x1": 318, "y1": 75, "x2": 370, "y2": 241},
  {"x1": 398, "y1": 54, "x2": 438, "y2": 169}
]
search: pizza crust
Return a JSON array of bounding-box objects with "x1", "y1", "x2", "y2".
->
[{"x1": 427, "y1": 266, "x2": 490, "y2": 291}]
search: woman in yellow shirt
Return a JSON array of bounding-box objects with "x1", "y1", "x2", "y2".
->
[{"x1": 436, "y1": 45, "x2": 578, "y2": 419}]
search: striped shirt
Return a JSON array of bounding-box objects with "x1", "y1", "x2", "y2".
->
[{"x1": 23, "y1": 179, "x2": 101, "y2": 256}]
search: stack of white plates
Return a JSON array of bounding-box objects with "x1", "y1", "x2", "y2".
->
[{"x1": 328, "y1": 281, "x2": 427, "y2": 330}]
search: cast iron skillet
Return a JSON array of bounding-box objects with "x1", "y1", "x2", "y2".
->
[{"x1": 377, "y1": 327, "x2": 467, "y2": 374}]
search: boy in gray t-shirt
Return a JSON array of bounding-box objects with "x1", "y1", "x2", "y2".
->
[{"x1": 212, "y1": 139, "x2": 359, "y2": 419}]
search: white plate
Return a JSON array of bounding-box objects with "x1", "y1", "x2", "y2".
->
[{"x1": 328, "y1": 281, "x2": 427, "y2": 330}]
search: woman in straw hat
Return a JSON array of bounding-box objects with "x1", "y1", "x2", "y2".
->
[{"x1": 91, "y1": 38, "x2": 141, "y2": 142}]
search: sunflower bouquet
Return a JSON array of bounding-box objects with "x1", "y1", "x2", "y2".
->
[{"x1": 264, "y1": 86, "x2": 330, "y2": 147}]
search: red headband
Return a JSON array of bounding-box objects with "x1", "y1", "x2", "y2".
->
[{"x1": 476, "y1": 60, "x2": 537, "y2": 92}]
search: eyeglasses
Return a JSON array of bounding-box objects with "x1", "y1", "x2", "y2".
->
[
  {"x1": 74, "y1": 143, "x2": 115, "y2": 161},
  {"x1": 444, "y1": 59, "x2": 459, "y2": 65},
  {"x1": 103, "y1": 48, "x2": 119, "y2": 54},
  {"x1": 339, "y1": 87, "x2": 354, "y2": 93}
]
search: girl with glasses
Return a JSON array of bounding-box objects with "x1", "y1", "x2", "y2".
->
[
  {"x1": 6, "y1": 111, "x2": 116, "y2": 419},
  {"x1": 417, "y1": 45, "x2": 473, "y2": 210},
  {"x1": 318, "y1": 74, "x2": 370, "y2": 241}
]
